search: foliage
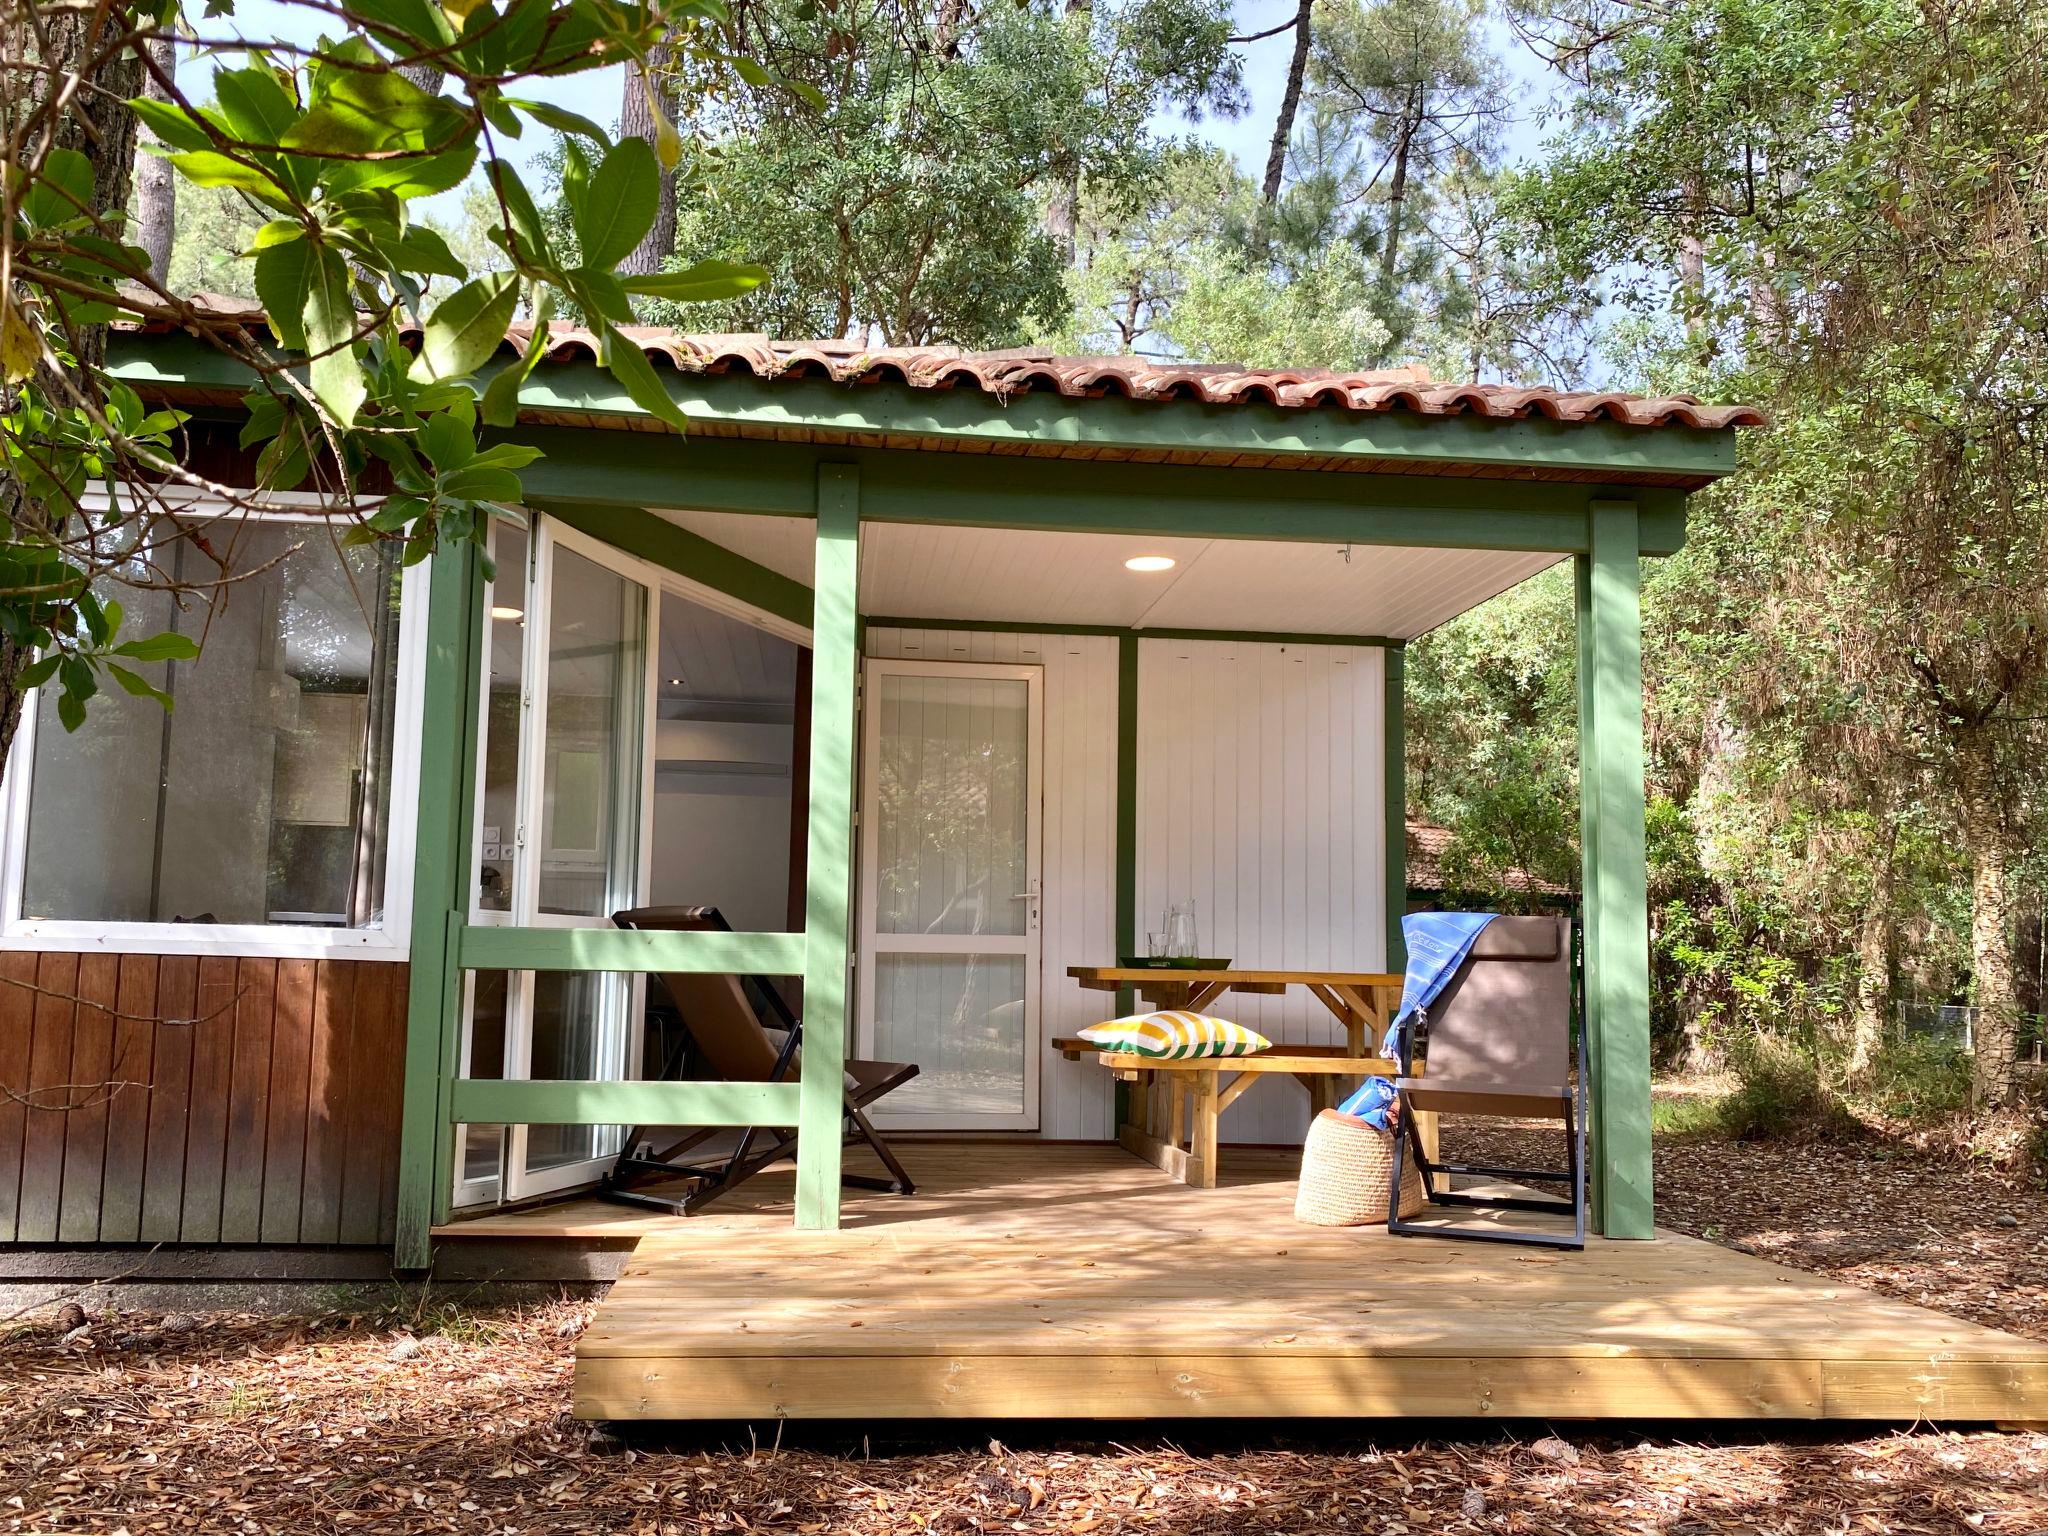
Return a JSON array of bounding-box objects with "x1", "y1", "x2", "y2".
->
[
  {"x1": 633, "y1": 0, "x2": 1244, "y2": 345},
  {"x1": 1, "y1": 0, "x2": 772, "y2": 757}
]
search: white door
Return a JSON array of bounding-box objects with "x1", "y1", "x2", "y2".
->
[
  {"x1": 857, "y1": 660, "x2": 1043, "y2": 1131},
  {"x1": 456, "y1": 517, "x2": 657, "y2": 1204}
]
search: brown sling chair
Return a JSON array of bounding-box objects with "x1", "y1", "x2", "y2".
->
[
  {"x1": 599, "y1": 905, "x2": 918, "y2": 1216},
  {"x1": 1387, "y1": 913, "x2": 1588, "y2": 1250}
]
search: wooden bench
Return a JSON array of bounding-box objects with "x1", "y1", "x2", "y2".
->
[{"x1": 1054, "y1": 1039, "x2": 1399, "y2": 1189}]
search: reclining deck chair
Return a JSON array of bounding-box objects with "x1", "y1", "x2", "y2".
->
[
  {"x1": 599, "y1": 905, "x2": 919, "y2": 1216},
  {"x1": 1387, "y1": 913, "x2": 1588, "y2": 1250}
]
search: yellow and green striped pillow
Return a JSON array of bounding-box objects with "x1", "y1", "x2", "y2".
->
[{"x1": 1077, "y1": 1012, "x2": 1272, "y2": 1060}]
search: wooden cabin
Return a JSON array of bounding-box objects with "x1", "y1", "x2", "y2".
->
[{"x1": 5, "y1": 322, "x2": 2045, "y2": 1424}]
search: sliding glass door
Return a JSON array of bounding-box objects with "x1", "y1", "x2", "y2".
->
[
  {"x1": 457, "y1": 518, "x2": 655, "y2": 1205},
  {"x1": 857, "y1": 660, "x2": 1043, "y2": 1131}
]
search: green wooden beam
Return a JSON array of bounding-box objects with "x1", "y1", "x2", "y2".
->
[
  {"x1": 394, "y1": 542, "x2": 482, "y2": 1270},
  {"x1": 796, "y1": 466, "x2": 860, "y2": 1229},
  {"x1": 456, "y1": 924, "x2": 806, "y2": 975},
  {"x1": 540, "y1": 501, "x2": 814, "y2": 630},
  {"x1": 866, "y1": 616, "x2": 1398, "y2": 648},
  {"x1": 449, "y1": 1078, "x2": 800, "y2": 1127},
  {"x1": 110, "y1": 332, "x2": 1741, "y2": 483},
  {"x1": 513, "y1": 432, "x2": 1691, "y2": 555},
  {"x1": 1384, "y1": 646, "x2": 1408, "y2": 973},
  {"x1": 1576, "y1": 500, "x2": 1654, "y2": 1239},
  {"x1": 1114, "y1": 634, "x2": 1139, "y2": 1022}
]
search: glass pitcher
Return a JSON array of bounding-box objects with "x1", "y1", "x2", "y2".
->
[{"x1": 1166, "y1": 901, "x2": 1199, "y2": 960}]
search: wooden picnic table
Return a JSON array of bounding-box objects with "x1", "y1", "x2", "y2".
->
[
  {"x1": 1063, "y1": 966, "x2": 1410, "y2": 1188},
  {"x1": 1066, "y1": 966, "x2": 1403, "y2": 1056}
]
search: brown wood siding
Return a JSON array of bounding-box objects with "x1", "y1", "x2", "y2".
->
[{"x1": 0, "y1": 952, "x2": 408, "y2": 1246}]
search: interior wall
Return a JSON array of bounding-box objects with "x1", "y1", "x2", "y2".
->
[
  {"x1": 1136, "y1": 638, "x2": 1388, "y2": 1145},
  {"x1": 864, "y1": 627, "x2": 1120, "y2": 1141},
  {"x1": 650, "y1": 772, "x2": 792, "y2": 932}
]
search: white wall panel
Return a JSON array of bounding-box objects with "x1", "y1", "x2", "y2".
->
[
  {"x1": 864, "y1": 628, "x2": 1120, "y2": 1140},
  {"x1": 1136, "y1": 639, "x2": 1387, "y2": 1145}
]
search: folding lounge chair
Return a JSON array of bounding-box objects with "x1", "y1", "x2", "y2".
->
[
  {"x1": 1387, "y1": 913, "x2": 1588, "y2": 1249},
  {"x1": 599, "y1": 905, "x2": 919, "y2": 1216}
]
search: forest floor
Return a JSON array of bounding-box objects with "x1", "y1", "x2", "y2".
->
[{"x1": 5, "y1": 1111, "x2": 2048, "y2": 1534}]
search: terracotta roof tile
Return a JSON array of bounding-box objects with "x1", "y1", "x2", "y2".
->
[{"x1": 133, "y1": 297, "x2": 1768, "y2": 431}]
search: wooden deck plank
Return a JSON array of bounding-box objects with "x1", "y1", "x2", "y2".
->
[{"x1": 451, "y1": 1142, "x2": 2048, "y2": 1422}]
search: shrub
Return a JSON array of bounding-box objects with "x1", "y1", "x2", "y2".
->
[{"x1": 1854, "y1": 1034, "x2": 1974, "y2": 1124}]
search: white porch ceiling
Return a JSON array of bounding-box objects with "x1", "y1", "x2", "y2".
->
[{"x1": 657, "y1": 509, "x2": 1563, "y2": 641}]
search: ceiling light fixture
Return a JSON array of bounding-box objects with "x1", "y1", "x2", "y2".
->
[
  {"x1": 1124, "y1": 555, "x2": 1176, "y2": 573},
  {"x1": 489, "y1": 605, "x2": 524, "y2": 621}
]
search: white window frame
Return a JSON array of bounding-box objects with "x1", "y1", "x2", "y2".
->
[{"x1": 0, "y1": 490, "x2": 429, "y2": 962}]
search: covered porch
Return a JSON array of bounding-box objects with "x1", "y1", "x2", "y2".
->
[{"x1": 392, "y1": 341, "x2": 1697, "y2": 1263}]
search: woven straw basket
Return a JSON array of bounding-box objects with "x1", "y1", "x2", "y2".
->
[{"x1": 1294, "y1": 1108, "x2": 1426, "y2": 1226}]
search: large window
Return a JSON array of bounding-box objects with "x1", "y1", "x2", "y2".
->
[{"x1": 0, "y1": 508, "x2": 423, "y2": 957}]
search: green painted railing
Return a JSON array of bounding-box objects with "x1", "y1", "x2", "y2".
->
[
  {"x1": 454, "y1": 925, "x2": 807, "y2": 975},
  {"x1": 447, "y1": 1078, "x2": 800, "y2": 1128}
]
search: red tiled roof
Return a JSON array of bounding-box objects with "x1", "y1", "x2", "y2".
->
[
  {"x1": 526, "y1": 330, "x2": 1767, "y2": 430},
  {"x1": 143, "y1": 298, "x2": 1766, "y2": 431}
]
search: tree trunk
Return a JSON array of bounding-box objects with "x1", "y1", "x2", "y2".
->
[
  {"x1": 1261, "y1": 0, "x2": 1315, "y2": 204},
  {"x1": 1379, "y1": 99, "x2": 1416, "y2": 289},
  {"x1": 1041, "y1": 0, "x2": 1094, "y2": 261},
  {"x1": 398, "y1": 63, "x2": 444, "y2": 94},
  {"x1": 134, "y1": 34, "x2": 177, "y2": 284},
  {"x1": 1847, "y1": 901, "x2": 1893, "y2": 1084},
  {"x1": 1955, "y1": 730, "x2": 2021, "y2": 1108},
  {"x1": 619, "y1": 40, "x2": 678, "y2": 278},
  {"x1": 1678, "y1": 172, "x2": 1707, "y2": 340}
]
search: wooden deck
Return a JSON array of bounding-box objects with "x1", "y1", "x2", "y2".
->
[{"x1": 436, "y1": 1142, "x2": 2048, "y2": 1423}]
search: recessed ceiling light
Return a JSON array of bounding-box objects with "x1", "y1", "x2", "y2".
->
[
  {"x1": 490, "y1": 605, "x2": 524, "y2": 621},
  {"x1": 1124, "y1": 555, "x2": 1176, "y2": 573},
  {"x1": 668, "y1": 677, "x2": 684, "y2": 686}
]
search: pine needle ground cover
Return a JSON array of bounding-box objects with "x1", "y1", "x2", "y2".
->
[{"x1": 5, "y1": 1132, "x2": 2046, "y2": 1535}]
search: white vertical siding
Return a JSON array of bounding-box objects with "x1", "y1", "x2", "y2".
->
[
  {"x1": 1136, "y1": 639, "x2": 1387, "y2": 1145},
  {"x1": 864, "y1": 628, "x2": 1119, "y2": 1140}
]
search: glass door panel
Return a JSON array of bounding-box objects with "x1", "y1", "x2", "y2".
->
[
  {"x1": 538, "y1": 546, "x2": 642, "y2": 918},
  {"x1": 457, "y1": 517, "x2": 653, "y2": 1206},
  {"x1": 858, "y1": 661, "x2": 1042, "y2": 1131}
]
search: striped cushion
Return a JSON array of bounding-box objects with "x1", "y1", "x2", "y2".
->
[{"x1": 1077, "y1": 1012, "x2": 1272, "y2": 1060}]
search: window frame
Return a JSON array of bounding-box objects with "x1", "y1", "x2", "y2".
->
[{"x1": 0, "y1": 491, "x2": 430, "y2": 962}]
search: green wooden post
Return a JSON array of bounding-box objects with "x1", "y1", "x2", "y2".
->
[
  {"x1": 394, "y1": 539, "x2": 482, "y2": 1269},
  {"x1": 795, "y1": 465, "x2": 861, "y2": 1229},
  {"x1": 1575, "y1": 499, "x2": 1653, "y2": 1238},
  {"x1": 1114, "y1": 634, "x2": 1139, "y2": 1019},
  {"x1": 1383, "y1": 644, "x2": 1408, "y2": 973}
]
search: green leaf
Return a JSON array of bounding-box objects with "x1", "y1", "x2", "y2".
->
[
  {"x1": 576, "y1": 137, "x2": 659, "y2": 269},
  {"x1": 24, "y1": 147, "x2": 96, "y2": 227},
  {"x1": 411, "y1": 272, "x2": 519, "y2": 383},
  {"x1": 127, "y1": 97, "x2": 215, "y2": 153},
  {"x1": 468, "y1": 442, "x2": 544, "y2": 470},
  {"x1": 17, "y1": 654, "x2": 60, "y2": 690},
  {"x1": 485, "y1": 161, "x2": 552, "y2": 266},
  {"x1": 56, "y1": 688, "x2": 85, "y2": 733},
  {"x1": 401, "y1": 225, "x2": 466, "y2": 278},
  {"x1": 107, "y1": 663, "x2": 174, "y2": 709},
  {"x1": 213, "y1": 66, "x2": 300, "y2": 147},
  {"x1": 283, "y1": 68, "x2": 466, "y2": 157},
  {"x1": 112, "y1": 631, "x2": 201, "y2": 662},
  {"x1": 417, "y1": 408, "x2": 475, "y2": 472},
  {"x1": 598, "y1": 323, "x2": 687, "y2": 432},
  {"x1": 622, "y1": 260, "x2": 771, "y2": 303},
  {"x1": 437, "y1": 465, "x2": 524, "y2": 501},
  {"x1": 480, "y1": 316, "x2": 550, "y2": 428},
  {"x1": 570, "y1": 267, "x2": 635, "y2": 327},
  {"x1": 303, "y1": 244, "x2": 365, "y2": 425},
  {"x1": 326, "y1": 144, "x2": 477, "y2": 199},
  {"x1": 165, "y1": 150, "x2": 292, "y2": 208},
  {"x1": 251, "y1": 219, "x2": 305, "y2": 250},
  {"x1": 504, "y1": 97, "x2": 610, "y2": 145},
  {"x1": 254, "y1": 238, "x2": 317, "y2": 351}
]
